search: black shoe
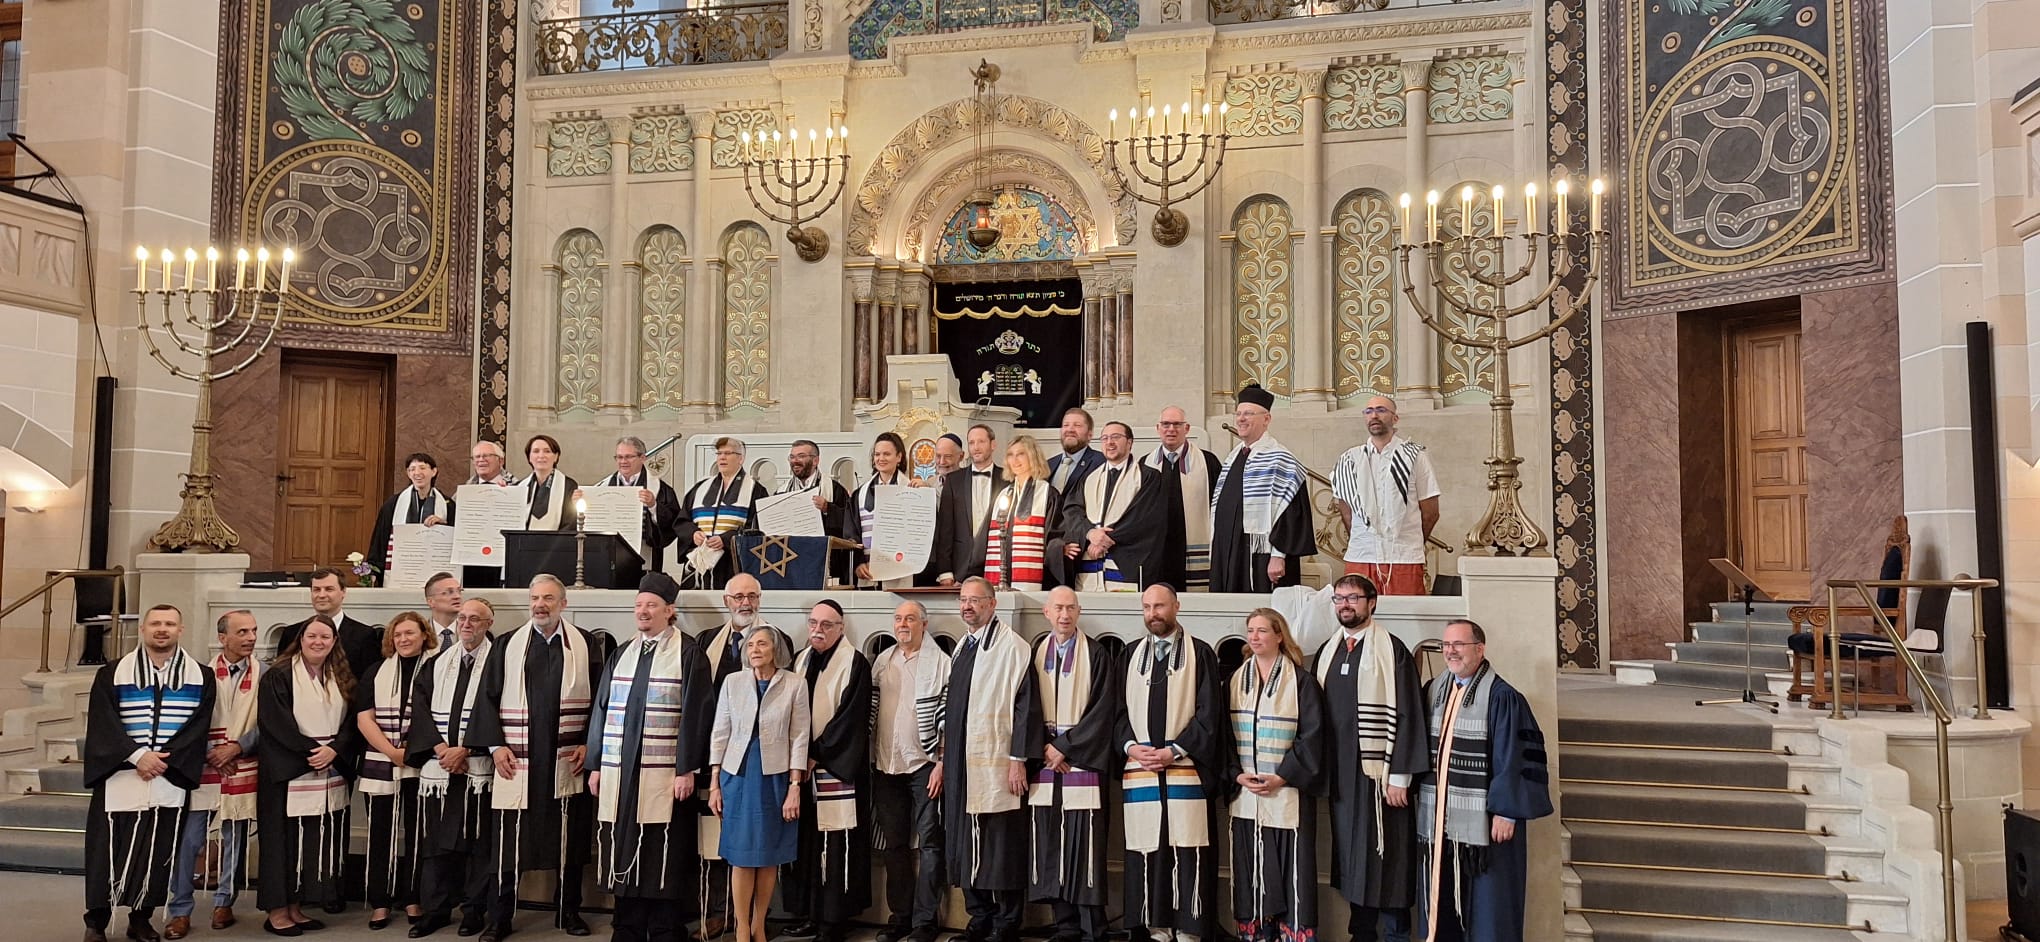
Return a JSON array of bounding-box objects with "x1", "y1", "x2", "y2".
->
[
  {"x1": 410, "y1": 915, "x2": 451, "y2": 938},
  {"x1": 456, "y1": 911, "x2": 485, "y2": 937},
  {"x1": 124, "y1": 917, "x2": 161, "y2": 942},
  {"x1": 907, "y1": 929, "x2": 941, "y2": 942},
  {"x1": 293, "y1": 920, "x2": 327, "y2": 931},
  {"x1": 262, "y1": 924, "x2": 304, "y2": 938},
  {"x1": 783, "y1": 922, "x2": 818, "y2": 940},
  {"x1": 560, "y1": 912, "x2": 590, "y2": 937},
  {"x1": 370, "y1": 915, "x2": 392, "y2": 931},
  {"x1": 322, "y1": 901, "x2": 345, "y2": 915},
  {"x1": 876, "y1": 929, "x2": 907, "y2": 942},
  {"x1": 478, "y1": 925, "x2": 509, "y2": 942}
]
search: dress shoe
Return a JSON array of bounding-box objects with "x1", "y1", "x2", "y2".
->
[
  {"x1": 456, "y1": 911, "x2": 485, "y2": 937},
  {"x1": 126, "y1": 917, "x2": 162, "y2": 942},
  {"x1": 162, "y1": 917, "x2": 190, "y2": 940},
  {"x1": 782, "y1": 921, "x2": 818, "y2": 940},
  {"x1": 907, "y1": 928, "x2": 942, "y2": 942},
  {"x1": 261, "y1": 923, "x2": 303, "y2": 938},
  {"x1": 292, "y1": 919, "x2": 327, "y2": 931},
  {"x1": 478, "y1": 924, "x2": 509, "y2": 942},
  {"x1": 211, "y1": 908, "x2": 236, "y2": 931},
  {"x1": 694, "y1": 916, "x2": 728, "y2": 941},
  {"x1": 875, "y1": 928, "x2": 907, "y2": 942},
  {"x1": 409, "y1": 915, "x2": 452, "y2": 938},
  {"x1": 370, "y1": 913, "x2": 393, "y2": 931},
  {"x1": 560, "y1": 911, "x2": 591, "y2": 936},
  {"x1": 82, "y1": 929, "x2": 108, "y2": 942}
]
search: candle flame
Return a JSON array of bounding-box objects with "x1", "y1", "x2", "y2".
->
[
  {"x1": 135, "y1": 246, "x2": 149, "y2": 262},
  {"x1": 1590, "y1": 177, "x2": 1605, "y2": 195},
  {"x1": 1425, "y1": 190, "x2": 1440, "y2": 205},
  {"x1": 237, "y1": 248, "x2": 251, "y2": 263},
  {"x1": 1554, "y1": 179, "x2": 1569, "y2": 196},
  {"x1": 206, "y1": 247, "x2": 220, "y2": 261},
  {"x1": 1525, "y1": 183, "x2": 1538, "y2": 198},
  {"x1": 1399, "y1": 193, "x2": 1411, "y2": 208}
]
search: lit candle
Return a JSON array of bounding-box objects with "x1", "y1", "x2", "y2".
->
[
  {"x1": 824, "y1": 126, "x2": 834, "y2": 158},
  {"x1": 1487, "y1": 186, "x2": 1504, "y2": 238},
  {"x1": 1180, "y1": 101, "x2": 1190, "y2": 134},
  {"x1": 1398, "y1": 193, "x2": 1411, "y2": 244},
  {"x1": 1162, "y1": 103, "x2": 1171, "y2": 136},
  {"x1": 234, "y1": 248, "x2": 249, "y2": 291},
  {"x1": 205, "y1": 247, "x2": 219, "y2": 290},
  {"x1": 1200, "y1": 102, "x2": 1211, "y2": 134},
  {"x1": 740, "y1": 130, "x2": 750, "y2": 162},
  {"x1": 255, "y1": 247, "x2": 270, "y2": 292},
  {"x1": 838, "y1": 125, "x2": 847, "y2": 150},
  {"x1": 1109, "y1": 109, "x2": 1118, "y2": 140},
  {"x1": 280, "y1": 248, "x2": 294, "y2": 296},
  {"x1": 1145, "y1": 106, "x2": 1155, "y2": 136},
  {"x1": 1590, "y1": 177, "x2": 1605, "y2": 232},
  {"x1": 1425, "y1": 190, "x2": 1440, "y2": 242},
  {"x1": 773, "y1": 129, "x2": 783, "y2": 162},
  {"x1": 1555, "y1": 179, "x2": 1570, "y2": 236},
  {"x1": 1459, "y1": 186, "x2": 1473, "y2": 238},
  {"x1": 809, "y1": 128, "x2": 818, "y2": 160},
  {"x1": 182, "y1": 248, "x2": 197, "y2": 290},
  {"x1": 575, "y1": 497, "x2": 587, "y2": 520},
  {"x1": 134, "y1": 246, "x2": 149, "y2": 292},
  {"x1": 1524, "y1": 183, "x2": 1539, "y2": 236},
  {"x1": 158, "y1": 249, "x2": 174, "y2": 292}
]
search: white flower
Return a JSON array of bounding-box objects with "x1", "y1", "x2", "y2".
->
[{"x1": 346, "y1": 552, "x2": 365, "y2": 564}]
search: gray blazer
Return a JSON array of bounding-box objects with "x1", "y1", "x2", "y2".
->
[{"x1": 710, "y1": 668, "x2": 811, "y2": 776}]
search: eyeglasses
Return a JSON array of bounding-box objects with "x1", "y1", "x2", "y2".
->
[
  {"x1": 1440, "y1": 640, "x2": 1483, "y2": 650},
  {"x1": 614, "y1": 454, "x2": 642, "y2": 461},
  {"x1": 1362, "y1": 407, "x2": 1394, "y2": 416},
  {"x1": 1233, "y1": 410, "x2": 1267, "y2": 421},
  {"x1": 1330, "y1": 594, "x2": 1376, "y2": 603},
  {"x1": 959, "y1": 596, "x2": 993, "y2": 604},
  {"x1": 1156, "y1": 421, "x2": 1190, "y2": 428},
  {"x1": 725, "y1": 592, "x2": 761, "y2": 602},
  {"x1": 1099, "y1": 433, "x2": 1130, "y2": 442}
]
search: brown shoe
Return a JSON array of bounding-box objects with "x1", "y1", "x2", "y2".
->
[
  {"x1": 125, "y1": 916, "x2": 161, "y2": 942},
  {"x1": 693, "y1": 917, "x2": 727, "y2": 941},
  {"x1": 162, "y1": 917, "x2": 190, "y2": 940},
  {"x1": 211, "y1": 909, "x2": 236, "y2": 931}
]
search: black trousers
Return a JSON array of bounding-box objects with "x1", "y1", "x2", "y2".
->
[
  {"x1": 1348, "y1": 904, "x2": 1412, "y2": 942},
  {"x1": 493, "y1": 864, "x2": 583, "y2": 927},
  {"x1": 1426, "y1": 852, "x2": 1464, "y2": 942},
  {"x1": 419, "y1": 845, "x2": 494, "y2": 920},
  {"x1": 613, "y1": 896, "x2": 685, "y2": 942},
  {"x1": 1048, "y1": 900, "x2": 1107, "y2": 942},
  {"x1": 871, "y1": 766, "x2": 944, "y2": 931},
  {"x1": 961, "y1": 888, "x2": 1021, "y2": 942}
]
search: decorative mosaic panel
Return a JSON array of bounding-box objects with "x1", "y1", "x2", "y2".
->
[
  {"x1": 1608, "y1": 0, "x2": 1886, "y2": 314},
  {"x1": 1332, "y1": 189, "x2": 1396, "y2": 399},
  {"x1": 722, "y1": 223, "x2": 773, "y2": 409},
  {"x1": 1231, "y1": 197, "x2": 1293, "y2": 396},
  {"x1": 554, "y1": 229, "x2": 604, "y2": 413},
  {"x1": 216, "y1": 0, "x2": 482, "y2": 348},
  {"x1": 848, "y1": 0, "x2": 1137, "y2": 60},
  {"x1": 548, "y1": 117, "x2": 611, "y2": 176},
  {"x1": 711, "y1": 108, "x2": 779, "y2": 169},
  {"x1": 1324, "y1": 64, "x2": 1405, "y2": 131},
  {"x1": 479, "y1": 0, "x2": 516, "y2": 440},
  {"x1": 934, "y1": 187, "x2": 1082, "y2": 264},
  {"x1": 629, "y1": 113, "x2": 694, "y2": 173},
  {"x1": 1427, "y1": 55, "x2": 1513, "y2": 124},
  {"x1": 637, "y1": 226, "x2": 687, "y2": 411},
  {"x1": 1224, "y1": 72, "x2": 1304, "y2": 137},
  {"x1": 1551, "y1": 0, "x2": 1597, "y2": 668},
  {"x1": 1438, "y1": 185, "x2": 1498, "y2": 406}
]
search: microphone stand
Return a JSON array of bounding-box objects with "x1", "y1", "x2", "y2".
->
[{"x1": 1698, "y1": 576, "x2": 1778, "y2": 713}]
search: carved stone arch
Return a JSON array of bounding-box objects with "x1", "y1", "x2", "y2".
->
[
  {"x1": 849, "y1": 93, "x2": 1134, "y2": 257},
  {"x1": 901, "y1": 147, "x2": 1105, "y2": 263}
]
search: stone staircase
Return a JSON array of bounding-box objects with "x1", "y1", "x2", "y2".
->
[
  {"x1": 1557, "y1": 679, "x2": 1947, "y2": 941},
  {"x1": 1645, "y1": 600, "x2": 1800, "y2": 695},
  {"x1": 0, "y1": 668, "x2": 97, "y2": 874}
]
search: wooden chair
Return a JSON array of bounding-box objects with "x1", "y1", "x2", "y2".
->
[{"x1": 1785, "y1": 516, "x2": 1910, "y2": 708}]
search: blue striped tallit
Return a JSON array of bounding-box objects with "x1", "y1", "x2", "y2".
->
[{"x1": 1215, "y1": 436, "x2": 1306, "y2": 554}]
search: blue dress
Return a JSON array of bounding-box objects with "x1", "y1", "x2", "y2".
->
[{"x1": 718, "y1": 678, "x2": 798, "y2": 867}]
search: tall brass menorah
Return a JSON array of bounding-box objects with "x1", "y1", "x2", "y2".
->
[
  {"x1": 737, "y1": 125, "x2": 850, "y2": 262},
  {"x1": 132, "y1": 245, "x2": 290, "y2": 553}
]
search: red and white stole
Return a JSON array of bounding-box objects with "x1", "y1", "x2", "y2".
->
[{"x1": 194, "y1": 655, "x2": 260, "y2": 820}]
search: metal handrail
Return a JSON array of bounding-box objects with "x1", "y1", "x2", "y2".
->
[
  {"x1": 643, "y1": 433, "x2": 684, "y2": 478},
  {"x1": 1824, "y1": 575, "x2": 1997, "y2": 942},
  {"x1": 13, "y1": 567, "x2": 127, "y2": 673}
]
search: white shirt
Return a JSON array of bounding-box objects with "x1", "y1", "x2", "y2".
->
[
  {"x1": 876, "y1": 646, "x2": 935, "y2": 775},
  {"x1": 1332, "y1": 436, "x2": 1439, "y2": 564},
  {"x1": 968, "y1": 463, "x2": 995, "y2": 532}
]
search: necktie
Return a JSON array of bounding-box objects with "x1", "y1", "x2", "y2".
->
[
  {"x1": 642, "y1": 639, "x2": 657, "y2": 659},
  {"x1": 461, "y1": 650, "x2": 474, "y2": 671},
  {"x1": 1171, "y1": 451, "x2": 1184, "y2": 473},
  {"x1": 961, "y1": 633, "x2": 979, "y2": 656},
  {"x1": 1154, "y1": 639, "x2": 1171, "y2": 669},
  {"x1": 441, "y1": 628, "x2": 455, "y2": 651},
  {"x1": 1346, "y1": 635, "x2": 1358, "y2": 654},
  {"x1": 1103, "y1": 466, "x2": 1123, "y2": 509},
  {"x1": 229, "y1": 662, "x2": 244, "y2": 680}
]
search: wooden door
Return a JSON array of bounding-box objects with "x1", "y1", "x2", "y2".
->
[
  {"x1": 1730, "y1": 321, "x2": 1810, "y2": 600},
  {"x1": 276, "y1": 358, "x2": 391, "y2": 571}
]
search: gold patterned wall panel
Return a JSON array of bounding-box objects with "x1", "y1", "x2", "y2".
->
[
  {"x1": 548, "y1": 117, "x2": 612, "y2": 176},
  {"x1": 1427, "y1": 55, "x2": 1513, "y2": 124},
  {"x1": 1438, "y1": 184, "x2": 1497, "y2": 406},
  {"x1": 1231, "y1": 197, "x2": 1294, "y2": 396},
  {"x1": 712, "y1": 108, "x2": 780, "y2": 169},
  {"x1": 1324, "y1": 64, "x2": 1405, "y2": 131},
  {"x1": 1224, "y1": 72, "x2": 1304, "y2": 137},
  {"x1": 554, "y1": 229, "x2": 604, "y2": 413},
  {"x1": 722, "y1": 223, "x2": 773, "y2": 409},
  {"x1": 629, "y1": 112, "x2": 694, "y2": 173},
  {"x1": 1333, "y1": 189, "x2": 1396, "y2": 399},
  {"x1": 637, "y1": 226, "x2": 687, "y2": 412}
]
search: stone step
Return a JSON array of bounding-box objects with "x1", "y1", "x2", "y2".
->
[
  {"x1": 1651, "y1": 661, "x2": 1794, "y2": 698},
  {"x1": 1691, "y1": 621, "x2": 1800, "y2": 647},
  {"x1": 0, "y1": 826, "x2": 84, "y2": 873},
  {"x1": 36, "y1": 763, "x2": 84, "y2": 795},
  {"x1": 1575, "y1": 912, "x2": 1873, "y2": 941},
  {"x1": 1561, "y1": 745, "x2": 1793, "y2": 791},
  {"x1": 1565, "y1": 821, "x2": 1829, "y2": 877},
  {"x1": 0, "y1": 793, "x2": 89, "y2": 830},
  {"x1": 1576, "y1": 868, "x2": 1908, "y2": 931},
  {"x1": 1562, "y1": 782, "x2": 1811, "y2": 832},
  {"x1": 1708, "y1": 601, "x2": 1806, "y2": 625},
  {"x1": 1669, "y1": 641, "x2": 1793, "y2": 669}
]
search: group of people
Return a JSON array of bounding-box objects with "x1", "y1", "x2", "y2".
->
[
  {"x1": 80, "y1": 560, "x2": 1550, "y2": 942},
  {"x1": 367, "y1": 386, "x2": 1444, "y2": 599}
]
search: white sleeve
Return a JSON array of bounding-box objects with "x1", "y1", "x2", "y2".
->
[{"x1": 1413, "y1": 451, "x2": 1441, "y2": 501}]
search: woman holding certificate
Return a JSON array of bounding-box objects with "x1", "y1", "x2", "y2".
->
[{"x1": 847, "y1": 433, "x2": 914, "y2": 589}]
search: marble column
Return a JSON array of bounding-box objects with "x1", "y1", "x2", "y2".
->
[
  {"x1": 1116, "y1": 268, "x2": 1135, "y2": 401},
  {"x1": 1100, "y1": 288, "x2": 1119, "y2": 403},
  {"x1": 602, "y1": 114, "x2": 636, "y2": 419},
  {"x1": 1398, "y1": 58, "x2": 1439, "y2": 406},
  {"x1": 852, "y1": 294, "x2": 874, "y2": 404},
  {"x1": 539, "y1": 263, "x2": 563, "y2": 412},
  {"x1": 1290, "y1": 66, "x2": 1332, "y2": 410},
  {"x1": 686, "y1": 114, "x2": 720, "y2": 418},
  {"x1": 1082, "y1": 272, "x2": 1103, "y2": 406},
  {"x1": 876, "y1": 265, "x2": 899, "y2": 393}
]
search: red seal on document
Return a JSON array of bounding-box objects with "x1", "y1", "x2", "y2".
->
[{"x1": 894, "y1": 552, "x2": 904, "y2": 562}]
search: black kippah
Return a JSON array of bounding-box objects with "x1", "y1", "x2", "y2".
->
[{"x1": 816, "y1": 598, "x2": 845, "y2": 617}]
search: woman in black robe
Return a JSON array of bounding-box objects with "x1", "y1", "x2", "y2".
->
[
  {"x1": 1228, "y1": 608, "x2": 1326, "y2": 942},
  {"x1": 354, "y1": 612, "x2": 436, "y2": 929},
  {"x1": 257, "y1": 615, "x2": 360, "y2": 936}
]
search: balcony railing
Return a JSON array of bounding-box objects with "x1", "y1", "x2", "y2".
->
[
  {"x1": 1208, "y1": 0, "x2": 1491, "y2": 26},
  {"x1": 537, "y1": 3, "x2": 790, "y2": 74}
]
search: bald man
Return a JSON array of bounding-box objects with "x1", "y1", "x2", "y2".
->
[
  {"x1": 1331, "y1": 395, "x2": 1440, "y2": 595},
  {"x1": 1028, "y1": 588, "x2": 1117, "y2": 942},
  {"x1": 1146, "y1": 407, "x2": 1222, "y2": 591}
]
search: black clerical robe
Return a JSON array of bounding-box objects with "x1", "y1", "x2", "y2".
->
[
  {"x1": 369, "y1": 487, "x2": 452, "y2": 585},
  {"x1": 675, "y1": 473, "x2": 768, "y2": 589},
  {"x1": 82, "y1": 652, "x2": 215, "y2": 917},
  {"x1": 1028, "y1": 633, "x2": 1117, "y2": 908},
  {"x1": 1416, "y1": 668, "x2": 1552, "y2": 942},
  {"x1": 1115, "y1": 633, "x2": 1233, "y2": 939},
  {"x1": 405, "y1": 645, "x2": 494, "y2": 857},
  {"x1": 1228, "y1": 663, "x2": 1327, "y2": 936},
  {"x1": 597, "y1": 471, "x2": 683, "y2": 571},
  {"x1": 466, "y1": 624, "x2": 602, "y2": 882},
  {"x1": 274, "y1": 614, "x2": 385, "y2": 683},
  {"x1": 1209, "y1": 442, "x2": 1315, "y2": 594},
  {"x1": 255, "y1": 665, "x2": 361, "y2": 911},
  {"x1": 1060, "y1": 461, "x2": 1186, "y2": 592},
  {"x1": 1316, "y1": 630, "x2": 1429, "y2": 909},
  {"x1": 942, "y1": 623, "x2": 1044, "y2": 893},
  {"x1": 591, "y1": 632, "x2": 714, "y2": 900},
  {"x1": 786, "y1": 642, "x2": 874, "y2": 925}
]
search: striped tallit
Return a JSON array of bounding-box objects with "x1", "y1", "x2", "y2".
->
[{"x1": 1229, "y1": 656, "x2": 1302, "y2": 829}]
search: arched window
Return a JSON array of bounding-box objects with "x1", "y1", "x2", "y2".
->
[
  {"x1": 637, "y1": 226, "x2": 687, "y2": 413},
  {"x1": 1332, "y1": 189, "x2": 1397, "y2": 399},
  {"x1": 1439, "y1": 182, "x2": 1499, "y2": 406},
  {"x1": 554, "y1": 229, "x2": 604, "y2": 414},
  {"x1": 1231, "y1": 196, "x2": 1293, "y2": 396},
  {"x1": 721, "y1": 223, "x2": 773, "y2": 410}
]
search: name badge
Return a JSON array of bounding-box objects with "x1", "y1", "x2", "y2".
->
[{"x1": 1341, "y1": 663, "x2": 1351, "y2": 676}]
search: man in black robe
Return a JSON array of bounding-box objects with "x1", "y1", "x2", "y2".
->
[
  {"x1": 778, "y1": 440, "x2": 854, "y2": 585},
  {"x1": 691, "y1": 573, "x2": 794, "y2": 939},
  {"x1": 934, "y1": 424, "x2": 1007, "y2": 586},
  {"x1": 405, "y1": 598, "x2": 501, "y2": 938},
  {"x1": 583, "y1": 435, "x2": 684, "y2": 572},
  {"x1": 468, "y1": 575, "x2": 604, "y2": 940},
  {"x1": 273, "y1": 567, "x2": 384, "y2": 679},
  {"x1": 675, "y1": 436, "x2": 769, "y2": 590},
  {"x1": 944, "y1": 578, "x2": 1043, "y2": 942},
  {"x1": 1313, "y1": 575, "x2": 1428, "y2": 942},
  {"x1": 1059, "y1": 421, "x2": 1185, "y2": 592},
  {"x1": 1116, "y1": 584, "x2": 1232, "y2": 942},
  {"x1": 1209, "y1": 384, "x2": 1315, "y2": 593},
  {"x1": 1028, "y1": 588, "x2": 1117, "y2": 942},
  {"x1": 591, "y1": 572, "x2": 715, "y2": 942},
  {"x1": 82, "y1": 604, "x2": 215, "y2": 942},
  {"x1": 1145, "y1": 406, "x2": 1222, "y2": 591},
  {"x1": 782, "y1": 600, "x2": 873, "y2": 942}
]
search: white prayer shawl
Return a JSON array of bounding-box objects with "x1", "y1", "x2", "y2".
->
[
  {"x1": 359, "y1": 657, "x2": 419, "y2": 796},
  {"x1": 520, "y1": 471, "x2": 570, "y2": 529},
  {"x1": 384, "y1": 485, "x2": 450, "y2": 567},
  {"x1": 491, "y1": 621, "x2": 593, "y2": 810},
  {"x1": 193, "y1": 655, "x2": 260, "y2": 819},
  {"x1": 1029, "y1": 634, "x2": 1100, "y2": 812},
  {"x1": 594, "y1": 630, "x2": 687, "y2": 827},
  {"x1": 1075, "y1": 461, "x2": 1145, "y2": 593},
  {"x1": 1146, "y1": 446, "x2": 1214, "y2": 587},
  {"x1": 104, "y1": 649, "x2": 208, "y2": 813},
  {"x1": 285, "y1": 659, "x2": 352, "y2": 818},
  {"x1": 419, "y1": 639, "x2": 494, "y2": 798},
  {"x1": 874, "y1": 642, "x2": 951, "y2": 763},
  {"x1": 1214, "y1": 435, "x2": 1306, "y2": 555},
  {"x1": 1121, "y1": 633, "x2": 1208, "y2": 852},
  {"x1": 960, "y1": 621, "x2": 1032, "y2": 816},
  {"x1": 796, "y1": 644, "x2": 861, "y2": 831},
  {"x1": 1331, "y1": 437, "x2": 1429, "y2": 562},
  {"x1": 1316, "y1": 625, "x2": 1400, "y2": 853},
  {"x1": 705, "y1": 619, "x2": 789, "y2": 671},
  {"x1": 1229, "y1": 657, "x2": 1303, "y2": 829}
]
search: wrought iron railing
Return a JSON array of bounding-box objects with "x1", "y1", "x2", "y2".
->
[
  {"x1": 1208, "y1": 0, "x2": 1494, "y2": 26},
  {"x1": 537, "y1": 4, "x2": 790, "y2": 74}
]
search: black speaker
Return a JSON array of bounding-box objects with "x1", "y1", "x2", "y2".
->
[{"x1": 2006, "y1": 806, "x2": 2040, "y2": 938}]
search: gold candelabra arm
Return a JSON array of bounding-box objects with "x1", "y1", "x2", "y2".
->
[{"x1": 738, "y1": 153, "x2": 849, "y2": 262}]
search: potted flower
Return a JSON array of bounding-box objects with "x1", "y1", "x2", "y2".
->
[{"x1": 346, "y1": 551, "x2": 380, "y2": 588}]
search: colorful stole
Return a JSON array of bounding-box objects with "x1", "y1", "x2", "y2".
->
[
  {"x1": 1214, "y1": 435, "x2": 1306, "y2": 555},
  {"x1": 856, "y1": 472, "x2": 903, "y2": 550},
  {"x1": 796, "y1": 644, "x2": 861, "y2": 832},
  {"x1": 595, "y1": 630, "x2": 687, "y2": 827},
  {"x1": 491, "y1": 621, "x2": 593, "y2": 810},
  {"x1": 194, "y1": 655, "x2": 259, "y2": 820},
  {"x1": 359, "y1": 656, "x2": 419, "y2": 795},
  {"x1": 1121, "y1": 633, "x2": 1207, "y2": 852},
  {"x1": 1075, "y1": 462, "x2": 1145, "y2": 592},
  {"x1": 1147, "y1": 447, "x2": 1214, "y2": 588},
  {"x1": 1229, "y1": 657, "x2": 1302, "y2": 829},
  {"x1": 959, "y1": 621, "x2": 1031, "y2": 816},
  {"x1": 419, "y1": 640, "x2": 493, "y2": 798},
  {"x1": 687, "y1": 471, "x2": 754, "y2": 535},
  {"x1": 1029, "y1": 635, "x2": 1100, "y2": 812},
  {"x1": 985, "y1": 479, "x2": 1052, "y2": 590},
  {"x1": 105, "y1": 648, "x2": 206, "y2": 813}
]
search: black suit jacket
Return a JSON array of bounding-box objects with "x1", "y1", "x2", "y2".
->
[
  {"x1": 935, "y1": 464, "x2": 1008, "y2": 582},
  {"x1": 1048, "y1": 447, "x2": 1106, "y2": 494},
  {"x1": 274, "y1": 614, "x2": 385, "y2": 680}
]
